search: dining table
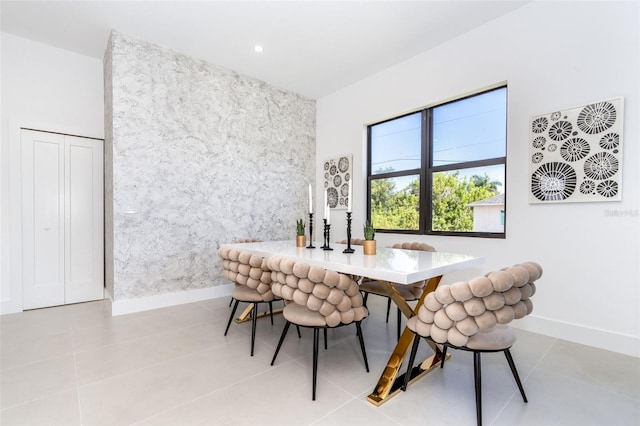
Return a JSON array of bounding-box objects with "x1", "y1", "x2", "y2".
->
[{"x1": 219, "y1": 239, "x2": 484, "y2": 406}]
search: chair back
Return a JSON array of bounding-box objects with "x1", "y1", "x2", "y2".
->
[
  {"x1": 338, "y1": 239, "x2": 365, "y2": 245},
  {"x1": 218, "y1": 247, "x2": 275, "y2": 302},
  {"x1": 267, "y1": 256, "x2": 368, "y2": 327},
  {"x1": 408, "y1": 262, "x2": 543, "y2": 348}
]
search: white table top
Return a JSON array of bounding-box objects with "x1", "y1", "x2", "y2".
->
[{"x1": 220, "y1": 240, "x2": 484, "y2": 285}]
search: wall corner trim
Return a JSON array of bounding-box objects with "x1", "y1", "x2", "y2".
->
[
  {"x1": 108, "y1": 285, "x2": 234, "y2": 316},
  {"x1": 514, "y1": 315, "x2": 640, "y2": 358}
]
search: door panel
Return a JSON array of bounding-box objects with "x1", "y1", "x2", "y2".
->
[
  {"x1": 65, "y1": 136, "x2": 104, "y2": 304},
  {"x1": 21, "y1": 129, "x2": 104, "y2": 309},
  {"x1": 22, "y1": 130, "x2": 65, "y2": 309}
]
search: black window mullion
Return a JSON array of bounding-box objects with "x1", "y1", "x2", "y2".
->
[{"x1": 422, "y1": 109, "x2": 432, "y2": 233}]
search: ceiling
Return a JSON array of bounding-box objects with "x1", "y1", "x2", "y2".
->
[{"x1": 0, "y1": 1, "x2": 529, "y2": 99}]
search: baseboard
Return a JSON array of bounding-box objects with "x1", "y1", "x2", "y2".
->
[
  {"x1": 108, "y1": 284, "x2": 234, "y2": 316},
  {"x1": 514, "y1": 315, "x2": 639, "y2": 358}
]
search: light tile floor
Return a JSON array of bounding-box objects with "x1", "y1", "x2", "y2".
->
[{"x1": 1, "y1": 296, "x2": 638, "y2": 425}]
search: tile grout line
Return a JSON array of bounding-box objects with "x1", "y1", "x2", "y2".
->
[
  {"x1": 130, "y1": 360, "x2": 296, "y2": 425},
  {"x1": 71, "y1": 330, "x2": 84, "y2": 426},
  {"x1": 489, "y1": 337, "x2": 559, "y2": 425}
]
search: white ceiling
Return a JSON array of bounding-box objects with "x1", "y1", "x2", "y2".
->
[{"x1": 0, "y1": 1, "x2": 529, "y2": 99}]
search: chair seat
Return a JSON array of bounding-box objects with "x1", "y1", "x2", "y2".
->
[
  {"x1": 466, "y1": 324, "x2": 516, "y2": 351},
  {"x1": 283, "y1": 303, "x2": 329, "y2": 327},
  {"x1": 232, "y1": 285, "x2": 273, "y2": 302},
  {"x1": 359, "y1": 280, "x2": 419, "y2": 300}
]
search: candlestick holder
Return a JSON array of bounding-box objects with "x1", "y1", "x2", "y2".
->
[
  {"x1": 320, "y1": 219, "x2": 327, "y2": 249},
  {"x1": 306, "y1": 213, "x2": 315, "y2": 249},
  {"x1": 343, "y1": 211, "x2": 355, "y2": 253},
  {"x1": 323, "y1": 220, "x2": 333, "y2": 251}
]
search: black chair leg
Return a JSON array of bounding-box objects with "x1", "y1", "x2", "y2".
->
[
  {"x1": 403, "y1": 333, "x2": 421, "y2": 391},
  {"x1": 250, "y1": 303, "x2": 258, "y2": 356},
  {"x1": 440, "y1": 344, "x2": 449, "y2": 368},
  {"x1": 224, "y1": 299, "x2": 240, "y2": 336},
  {"x1": 324, "y1": 327, "x2": 328, "y2": 350},
  {"x1": 355, "y1": 321, "x2": 369, "y2": 372},
  {"x1": 504, "y1": 349, "x2": 528, "y2": 402},
  {"x1": 271, "y1": 321, "x2": 291, "y2": 366},
  {"x1": 296, "y1": 325, "x2": 302, "y2": 338},
  {"x1": 362, "y1": 292, "x2": 369, "y2": 307},
  {"x1": 228, "y1": 297, "x2": 234, "y2": 307},
  {"x1": 474, "y1": 351, "x2": 482, "y2": 426},
  {"x1": 269, "y1": 301, "x2": 274, "y2": 325},
  {"x1": 385, "y1": 297, "x2": 391, "y2": 322},
  {"x1": 313, "y1": 328, "x2": 319, "y2": 401},
  {"x1": 396, "y1": 307, "x2": 401, "y2": 340}
]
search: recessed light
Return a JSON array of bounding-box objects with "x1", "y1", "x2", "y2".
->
[{"x1": 254, "y1": 45, "x2": 263, "y2": 53}]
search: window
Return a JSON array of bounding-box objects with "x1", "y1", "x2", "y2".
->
[{"x1": 367, "y1": 86, "x2": 507, "y2": 238}]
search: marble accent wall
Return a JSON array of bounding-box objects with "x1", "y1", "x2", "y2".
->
[
  {"x1": 103, "y1": 34, "x2": 115, "y2": 300},
  {"x1": 105, "y1": 31, "x2": 315, "y2": 300}
]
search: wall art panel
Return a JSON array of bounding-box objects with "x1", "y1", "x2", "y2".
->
[
  {"x1": 323, "y1": 155, "x2": 352, "y2": 209},
  {"x1": 529, "y1": 97, "x2": 623, "y2": 203}
]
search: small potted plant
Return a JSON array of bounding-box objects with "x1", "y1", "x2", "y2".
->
[
  {"x1": 363, "y1": 220, "x2": 376, "y2": 255},
  {"x1": 296, "y1": 219, "x2": 306, "y2": 247}
]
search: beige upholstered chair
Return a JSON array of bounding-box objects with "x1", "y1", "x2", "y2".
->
[
  {"x1": 403, "y1": 261, "x2": 543, "y2": 426},
  {"x1": 227, "y1": 239, "x2": 263, "y2": 307},
  {"x1": 267, "y1": 255, "x2": 369, "y2": 400},
  {"x1": 219, "y1": 246, "x2": 277, "y2": 356},
  {"x1": 359, "y1": 241, "x2": 436, "y2": 339}
]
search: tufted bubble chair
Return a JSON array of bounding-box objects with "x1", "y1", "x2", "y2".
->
[
  {"x1": 226, "y1": 239, "x2": 263, "y2": 307},
  {"x1": 218, "y1": 246, "x2": 277, "y2": 356},
  {"x1": 358, "y1": 242, "x2": 437, "y2": 340},
  {"x1": 402, "y1": 261, "x2": 543, "y2": 426},
  {"x1": 267, "y1": 255, "x2": 370, "y2": 400}
]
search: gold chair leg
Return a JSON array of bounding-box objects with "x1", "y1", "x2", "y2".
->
[{"x1": 366, "y1": 275, "x2": 446, "y2": 406}]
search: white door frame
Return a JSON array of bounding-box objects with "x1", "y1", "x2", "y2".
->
[{"x1": 2, "y1": 118, "x2": 103, "y2": 314}]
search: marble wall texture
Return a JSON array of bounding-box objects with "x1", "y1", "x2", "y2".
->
[{"x1": 104, "y1": 31, "x2": 316, "y2": 301}]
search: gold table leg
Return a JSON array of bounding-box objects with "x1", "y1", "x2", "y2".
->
[
  {"x1": 234, "y1": 303, "x2": 283, "y2": 324},
  {"x1": 366, "y1": 275, "x2": 445, "y2": 406}
]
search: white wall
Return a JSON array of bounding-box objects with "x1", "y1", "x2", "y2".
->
[
  {"x1": 1, "y1": 33, "x2": 104, "y2": 314},
  {"x1": 316, "y1": 1, "x2": 640, "y2": 356}
]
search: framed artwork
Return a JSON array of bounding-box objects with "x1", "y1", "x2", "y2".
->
[
  {"x1": 529, "y1": 97, "x2": 623, "y2": 203},
  {"x1": 323, "y1": 155, "x2": 352, "y2": 209}
]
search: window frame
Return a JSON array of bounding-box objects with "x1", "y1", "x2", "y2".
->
[{"x1": 366, "y1": 85, "x2": 507, "y2": 239}]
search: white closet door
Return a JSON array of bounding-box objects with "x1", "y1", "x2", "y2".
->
[
  {"x1": 21, "y1": 129, "x2": 104, "y2": 310},
  {"x1": 22, "y1": 130, "x2": 66, "y2": 309},
  {"x1": 64, "y1": 135, "x2": 104, "y2": 304}
]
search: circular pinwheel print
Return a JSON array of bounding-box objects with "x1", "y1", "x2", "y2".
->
[
  {"x1": 340, "y1": 183, "x2": 349, "y2": 196},
  {"x1": 548, "y1": 121, "x2": 573, "y2": 141},
  {"x1": 532, "y1": 117, "x2": 548, "y2": 133},
  {"x1": 577, "y1": 102, "x2": 616, "y2": 134},
  {"x1": 338, "y1": 157, "x2": 350, "y2": 173},
  {"x1": 596, "y1": 180, "x2": 618, "y2": 198},
  {"x1": 533, "y1": 137, "x2": 546, "y2": 149},
  {"x1": 560, "y1": 138, "x2": 590, "y2": 162},
  {"x1": 532, "y1": 152, "x2": 544, "y2": 164},
  {"x1": 531, "y1": 162, "x2": 577, "y2": 201},
  {"x1": 580, "y1": 180, "x2": 596, "y2": 195},
  {"x1": 327, "y1": 187, "x2": 339, "y2": 208},
  {"x1": 583, "y1": 152, "x2": 619, "y2": 180},
  {"x1": 599, "y1": 133, "x2": 620, "y2": 150}
]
